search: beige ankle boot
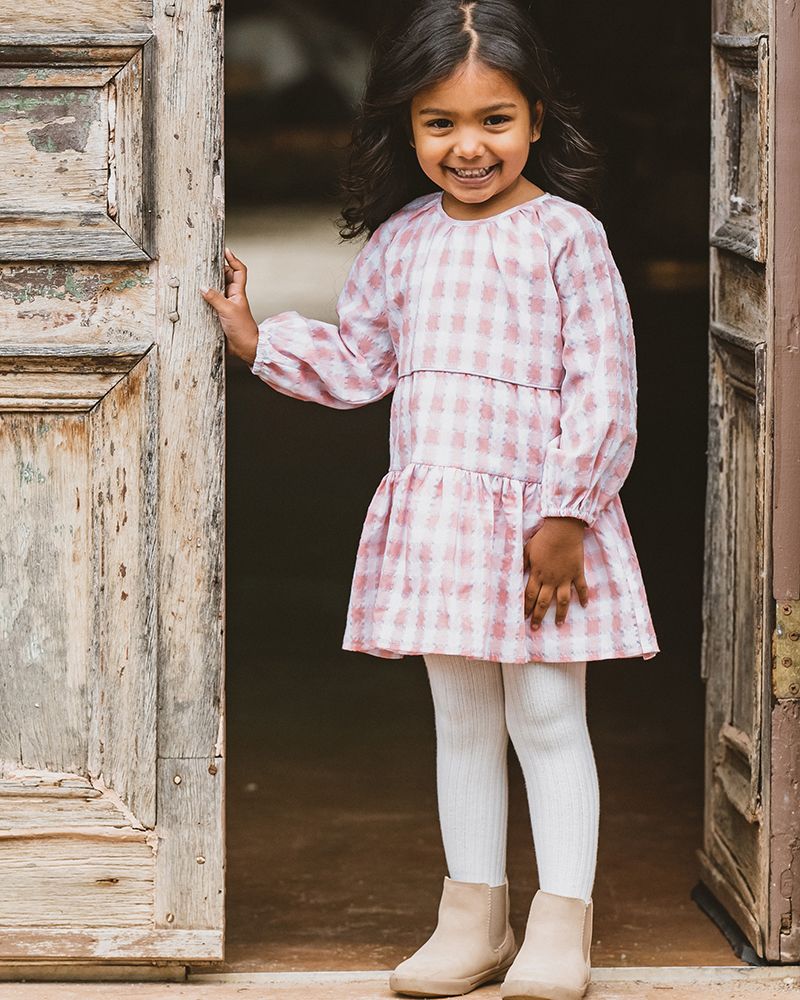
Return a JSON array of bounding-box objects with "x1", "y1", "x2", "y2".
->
[
  {"x1": 389, "y1": 875, "x2": 518, "y2": 998},
  {"x1": 499, "y1": 889, "x2": 592, "y2": 1000}
]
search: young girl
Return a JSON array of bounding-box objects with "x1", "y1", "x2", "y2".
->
[{"x1": 202, "y1": 1, "x2": 659, "y2": 997}]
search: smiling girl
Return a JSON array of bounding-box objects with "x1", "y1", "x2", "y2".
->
[{"x1": 201, "y1": 1, "x2": 659, "y2": 997}]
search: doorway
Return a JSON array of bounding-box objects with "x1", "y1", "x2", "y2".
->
[{"x1": 218, "y1": 0, "x2": 741, "y2": 973}]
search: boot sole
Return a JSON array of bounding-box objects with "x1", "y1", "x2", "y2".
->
[
  {"x1": 501, "y1": 978, "x2": 589, "y2": 1000},
  {"x1": 389, "y1": 956, "x2": 516, "y2": 997}
]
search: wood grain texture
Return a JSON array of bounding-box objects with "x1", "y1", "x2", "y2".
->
[
  {"x1": 0, "y1": 86, "x2": 108, "y2": 215},
  {"x1": 0, "y1": 345, "x2": 149, "y2": 409},
  {"x1": 0, "y1": 372, "x2": 121, "y2": 410},
  {"x1": 0, "y1": 37, "x2": 152, "y2": 262},
  {"x1": 0, "y1": 3, "x2": 153, "y2": 34},
  {"x1": 0, "y1": 67, "x2": 117, "y2": 87},
  {"x1": 151, "y1": 0, "x2": 225, "y2": 763},
  {"x1": 721, "y1": 0, "x2": 768, "y2": 34},
  {"x1": 0, "y1": 834, "x2": 155, "y2": 927},
  {"x1": 763, "y1": 0, "x2": 800, "y2": 959},
  {"x1": 110, "y1": 45, "x2": 150, "y2": 251},
  {"x1": 709, "y1": 35, "x2": 768, "y2": 262},
  {"x1": 700, "y1": 333, "x2": 769, "y2": 956},
  {"x1": 87, "y1": 349, "x2": 158, "y2": 828},
  {"x1": 154, "y1": 757, "x2": 224, "y2": 932},
  {"x1": 0, "y1": 774, "x2": 142, "y2": 828},
  {"x1": 0, "y1": 342, "x2": 157, "y2": 817},
  {"x1": 0, "y1": 929, "x2": 221, "y2": 962},
  {"x1": 0, "y1": 413, "x2": 91, "y2": 773},
  {"x1": 712, "y1": 251, "x2": 767, "y2": 340},
  {"x1": 0, "y1": 226, "x2": 149, "y2": 262},
  {"x1": 770, "y1": 0, "x2": 800, "y2": 596},
  {"x1": 0, "y1": 964, "x2": 185, "y2": 981},
  {"x1": 0, "y1": 36, "x2": 151, "y2": 52},
  {"x1": 0, "y1": 264, "x2": 154, "y2": 342},
  {"x1": 769, "y1": 701, "x2": 800, "y2": 960}
]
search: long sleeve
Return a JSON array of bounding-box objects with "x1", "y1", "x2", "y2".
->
[
  {"x1": 539, "y1": 212, "x2": 638, "y2": 529},
  {"x1": 250, "y1": 223, "x2": 398, "y2": 409}
]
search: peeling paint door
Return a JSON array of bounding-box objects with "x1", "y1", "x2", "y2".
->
[
  {"x1": 0, "y1": 1, "x2": 225, "y2": 965},
  {"x1": 701, "y1": 0, "x2": 800, "y2": 961}
]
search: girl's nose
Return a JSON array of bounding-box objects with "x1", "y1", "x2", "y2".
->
[{"x1": 451, "y1": 130, "x2": 486, "y2": 159}]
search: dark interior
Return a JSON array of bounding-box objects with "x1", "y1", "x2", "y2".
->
[{"x1": 216, "y1": 0, "x2": 740, "y2": 972}]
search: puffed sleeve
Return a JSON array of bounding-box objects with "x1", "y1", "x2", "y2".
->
[
  {"x1": 539, "y1": 212, "x2": 638, "y2": 529},
  {"x1": 250, "y1": 222, "x2": 397, "y2": 409}
]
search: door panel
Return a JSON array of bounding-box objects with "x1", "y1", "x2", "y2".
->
[
  {"x1": 702, "y1": 0, "x2": 800, "y2": 962},
  {"x1": 0, "y1": 1, "x2": 224, "y2": 967}
]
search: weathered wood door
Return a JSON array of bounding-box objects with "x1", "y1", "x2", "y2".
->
[
  {"x1": 0, "y1": 1, "x2": 225, "y2": 965},
  {"x1": 701, "y1": 0, "x2": 800, "y2": 962}
]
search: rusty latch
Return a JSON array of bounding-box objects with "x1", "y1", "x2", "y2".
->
[{"x1": 772, "y1": 600, "x2": 800, "y2": 699}]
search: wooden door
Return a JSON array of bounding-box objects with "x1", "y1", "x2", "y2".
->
[
  {"x1": 0, "y1": 1, "x2": 225, "y2": 966},
  {"x1": 701, "y1": 0, "x2": 800, "y2": 962}
]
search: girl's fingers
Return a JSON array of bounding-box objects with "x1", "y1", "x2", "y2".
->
[
  {"x1": 222, "y1": 249, "x2": 248, "y2": 295},
  {"x1": 529, "y1": 582, "x2": 554, "y2": 630},
  {"x1": 225, "y1": 247, "x2": 247, "y2": 273},
  {"x1": 524, "y1": 579, "x2": 537, "y2": 619},
  {"x1": 575, "y1": 573, "x2": 590, "y2": 607},
  {"x1": 228, "y1": 267, "x2": 247, "y2": 295},
  {"x1": 554, "y1": 581, "x2": 572, "y2": 626},
  {"x1": 199, "y1": 286, "x2": 229, "y2": 313},
  {"x1": 523, "y1": 562, "x2": 540, "y2": 617}
]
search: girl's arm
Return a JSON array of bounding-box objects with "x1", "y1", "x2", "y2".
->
[
  {"x1": 539, "y1": 212, "x2": 638, "y2": 529},
  {"x1": 202, "y1": 227, "x2": 398, "y2": 411}
]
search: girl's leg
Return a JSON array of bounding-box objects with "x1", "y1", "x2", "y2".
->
[
  {"x1": 422, "y1": 653, "x2": 509, "y2": 887},
  {"x1": 501, "y1": 659, "x2": 599, "y2": 903}
]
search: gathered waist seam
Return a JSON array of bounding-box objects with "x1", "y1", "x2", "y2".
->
[
  {"x1": 396, "y1": 368, "x2": 562, "y2": 391},
  {"x1": 387, "y1": 460, "x2": 542, "y2": 486}
]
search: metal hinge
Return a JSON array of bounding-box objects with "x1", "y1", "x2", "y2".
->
[{"x1": 773, "y1": 600, "x2": 800, "y2": 698}]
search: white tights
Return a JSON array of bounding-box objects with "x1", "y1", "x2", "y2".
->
[{"x1": 422, "y1": 653, "x2": 599, "y2": 904}]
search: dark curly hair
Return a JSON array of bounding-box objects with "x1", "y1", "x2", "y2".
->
[{"x1": 336, "y1": 0, "x2": 605, "y2": 241}]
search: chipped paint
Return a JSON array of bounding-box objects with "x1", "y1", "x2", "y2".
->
[
  {"x1": 0, "y1": 90, "x2": 99, "y2": 159},
  {"x1": 27, "y1": 115, "x2": 88, "y2": 154},
  {"x1": 0, "y1": 265, "x2": 152, "y2": 305},
  {"x1": 17, "y1": 461, "x2": 46, "y2": 486}
]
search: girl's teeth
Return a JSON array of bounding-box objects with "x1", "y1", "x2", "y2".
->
[{"x1": 453, "y1": 165, "x2": 494, "y2": 177}]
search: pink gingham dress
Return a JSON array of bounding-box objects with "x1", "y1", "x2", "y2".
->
[{"x1": 251, "y1": 189, "x2": 660, "y2": 663}]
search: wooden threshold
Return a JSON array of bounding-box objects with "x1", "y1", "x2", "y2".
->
[
  {"x1": 189, "y1": 965, "x2": 800, "y2": 985},
  {"x1": 0, "y1": 929, "x2": 222, "y2": 962}
]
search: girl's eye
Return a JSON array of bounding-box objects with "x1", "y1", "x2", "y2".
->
[{"x1": 424, "y1": 115, "x2": 511, "y2": 129}]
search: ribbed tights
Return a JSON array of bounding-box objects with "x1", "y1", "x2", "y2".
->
[{"x1": 422, "y1": 653, "x2": 599, "y2": 904}]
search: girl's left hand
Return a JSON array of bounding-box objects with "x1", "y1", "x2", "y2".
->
[
  {"x1": 523, "y1": 517, "x2": 590, "y2": 629},
  {"x1": 200, "y1": 248, "x2": 260, "y2": 366}
]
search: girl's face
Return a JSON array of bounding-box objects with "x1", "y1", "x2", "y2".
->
[{"x1": 409, "y1": 58, "x2": 544, "y2": 216}]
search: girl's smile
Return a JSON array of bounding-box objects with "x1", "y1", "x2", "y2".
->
[
  {"x1": 445, "y1": 163, "x2": 501, "y2": 186},
  {"x1": 409, "y1": 57, "x2": 545, "y2": 220}
]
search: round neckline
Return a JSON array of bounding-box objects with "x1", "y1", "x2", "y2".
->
[{"x1": 435, "y1": 190, "x2": 551, "y2": 225}]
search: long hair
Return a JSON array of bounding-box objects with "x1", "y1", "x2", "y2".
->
[{"x1": 337, "y1": 0, "x2": 605, "y2": 241}]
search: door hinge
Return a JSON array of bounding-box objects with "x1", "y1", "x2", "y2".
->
[{"x1": 773, "y1": 600, "x2": 800, "y2": 698}]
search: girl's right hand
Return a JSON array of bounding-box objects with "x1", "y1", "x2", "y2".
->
[
  {"x1": 200, "y1": 248, "x2": 260, "y2": 367},
  {"x1": 523, "y1": 517, "x2": 590, "y2": 629}
]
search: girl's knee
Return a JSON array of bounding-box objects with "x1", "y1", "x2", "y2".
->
[
  {"x1": 502, "y1": 660, "x2": 588, "y2": 748},
  {"x1": 424, "y1": 655, "x2": 508, "y2": 748}
]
